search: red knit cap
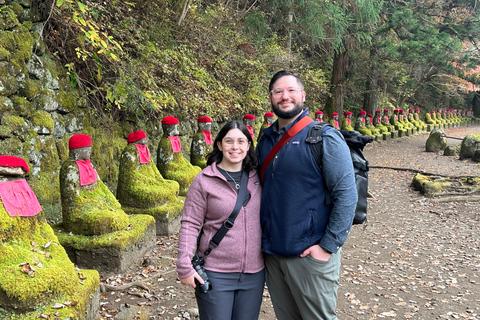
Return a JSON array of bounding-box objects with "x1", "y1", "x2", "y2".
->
[
  {"x1": 359, "y1": 110, "x2": 367, "y2": 115},
  {"x1": 0, "y1": 155, "x2": 29, "y2": 173},
  {"x1": 384, "y1": 109, "x2": 389, "y2": 113},
  {"x1": 315, "y1": 111, "x2": 323, "y2": 115},
  {"x1": 415, "y1": 108, "x2": 420, "y2": 111},
  {"x1": 69, "y1": 134, "x2": 92, "y2": 150},
  {"x1": 344, "y1": 111, "x2": 352, "y2": 116},
  {"x1": 264, "y1": 112, "x2": 274, "y2": 117},
  {"x1": 409, "y1": 108, "x2": 414, "y2": 111},
  {"x1": 127, "y1": 130, "x2": 147, "y2": 144},
  {"x1": 243, "y1": 114, "x2": 255, "y2": 120},
  {"x1": 161, "y1": 116, "x2": 179, "y2": 125},
  {"x1": 197, "y1": 116, "x2": 212, "y2": 123},
  {"x1": 331, "y1": 112, "x2": 338, "y2": 116},
  {"x1": 375, "y1": 110, "x2": 381, "y2": 113},
  {"x1": 368, "y1": 113, "x2": 372, "y2": 117}
]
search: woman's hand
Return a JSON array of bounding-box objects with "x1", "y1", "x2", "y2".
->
[{"x1": 179, "y1": 272, "x2": 204, "y2": 289}]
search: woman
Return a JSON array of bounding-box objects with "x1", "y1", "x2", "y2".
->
[{"x1": 176, "y1": 120, "x2": 264, "y2": 320}]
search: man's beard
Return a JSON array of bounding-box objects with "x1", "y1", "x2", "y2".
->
[{"x1": 271, "y1": 100, "x2": 304, "y2": 119}]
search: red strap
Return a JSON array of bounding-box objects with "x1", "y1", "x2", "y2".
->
[{"x1": 260, "y1": 116, "x2": 313, "y2": 182}]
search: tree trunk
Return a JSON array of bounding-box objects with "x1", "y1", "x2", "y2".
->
[
  {"x1": 363, "y1": 45, "x2": 379, "y2": 115},
  {"x1": 286, "y1": 0, "x2": 293, "y2": 66},
  {"x1": 324, "y1": 50, "x2": 348, "y2": 118},
  {"x1": 177, "y1": 0, "x2": 192, "y2": 26}
]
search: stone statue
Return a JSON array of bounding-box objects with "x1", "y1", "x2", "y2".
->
[
  {"x1": 341, "y1": 111, "x2": 354, "y2": 131},
  {"x1": 329, "y1": 112, "x2": 340, "y2": 129},
  {"x1": 243, "y1": 114, "x2": 256, "y2": 140},
  {"x1": 258, "y1": 112, "x2": 275, "y2": 142},
  {"x1": 355, "y1": 110, "x2": 374, "y2": 138},
  {"x1": 117, "y1": 130, "x2": 184, "y2": 234},
  {"x1": 157, "y1": 116, "x2": 201, "y2": 196},
  {"x1": 0, "y1": 155, "x2": 99, "y2": 314},
  {"x1": 315, "y1": 110, "x2": 324, "y2": 122},
  {"x1": 191, "y1": 116, "x2": 214, "y2": 169},
  {"x1": 60, "y1": 134, "x2": 129, "y2": 236}
]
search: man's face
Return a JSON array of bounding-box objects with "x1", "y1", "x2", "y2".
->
[{"x1": 269, "y1": 75, "x2": 305, "y2": 119}]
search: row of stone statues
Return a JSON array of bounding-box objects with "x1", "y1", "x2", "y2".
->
[{"x1": 312, "y1": 107, "x2": 477, "y2": 141}]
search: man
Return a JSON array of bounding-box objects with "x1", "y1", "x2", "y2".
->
[{"x1": 256, "y1": 70, "x2": 357, "y2": 319}]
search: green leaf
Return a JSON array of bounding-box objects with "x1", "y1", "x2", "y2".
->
[{"x1": 56, "y1": 0, "x2": 64, "y2": 6}]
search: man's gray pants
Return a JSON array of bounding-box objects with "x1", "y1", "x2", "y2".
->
[{"x1": 265, "y1": 249, "x2": 341, "y2": 320}]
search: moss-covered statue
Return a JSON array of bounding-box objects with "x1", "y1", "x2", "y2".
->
[
  {"x1": 355, "y1": 110, "x2": 373, "y2": 137},
  {"x1": 157, "y1": 116, "x2": 201, "y2": 196},
  {"x1": 341, "y1": 111, "x2": 354, "y2": 131},
  {"x1": 315, "y1": 110, "x2": 324, "y2": 122},
  {"x1": 258, "y1": 112, "x2": 275, "y2": 142},
  {"x1": 390, "y1": 109, "x2": 407, "y2": 136},
  {"x1": 243, "y1": 114, "x2": 256, "y2": 140},
  {"x1": 117, "y1": 130, "x2": 184, "y2": 229},
  {"x1": 190, "y1": 116, "x2": 214, "y2": 169},
  {"x1": 399, "y1": 109, "x2": 415, "y2": 133},
  {"x1": 373, "y1": 110, "x2": 389, "y2": 136},
  {"x1": 0, "y1": 155, "x2": 99, "y2": 319},
  {"x1": 381, "y1": 109, "x2": 396, "y2": 134},
  {"x1": 60, "y1": 134, "x2": 129, "y2": 236},
  {"x1": 329, "y1": 112, "x2": 340, "y2": 129},
  {"x1": 366, "y1": 113, "x2": 384, "y2": 140},
  {"x1": 409, "y1": 108, "x2": 426, "y2": 132}
]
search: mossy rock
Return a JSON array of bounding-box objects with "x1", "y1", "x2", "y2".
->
[
  {"x1": 32, "y1": 88, "x2": 59, "y2": 112},
  {"x1": 59, "y1": 159, "x2": 129, "y2": 236},
  {"x1": 426, "y1": 129, "x2": 447, "y2": 152},
  {"x1": 32, "y1": 110, "x2": 54, "y2": 134},
  {"x1": 0, "y1": 7, "x2": 20, "y2": 30},
  {"x1": 0, "y1": 203, "x2": 99, "y2": 318},
  {"x1": 1, "y1": 114, "x2": 28, "y2": 141},
  {"x1": 18, "y1": 77, "x2": 41, "y2": 100},
  {"x1": 157, "y1": 136, "x2": 201, "y2": 196},
  {"x1": 0, "y1": 96, "x2": 14, "y2": 114},
  {"x1": 0, "y1": 136, "x2": 22, "y2": 156},
  {"x1": 459, "y1": 134, "x2": 480, "y2": 159},
  {"x1": 443, "y1": 145, "x2": 456, "y2": 157},
  {"x1": 10, "y1": 95, "x2": 34, "y2": 118},
  {"x1": 411, "y1": 174, "x2": 447, "y2": 196},
  {"x1": 0, "y1": 61, "x2": 19, "y2": 96}
]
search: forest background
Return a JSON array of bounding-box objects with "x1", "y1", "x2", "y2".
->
[{"x1": 45, "y1": 0, "x2": 480, "y2": 121}]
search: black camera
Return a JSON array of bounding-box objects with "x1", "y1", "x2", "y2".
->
[{"x1": 191, "y1": 254, "x2": 212, "y2": 293}]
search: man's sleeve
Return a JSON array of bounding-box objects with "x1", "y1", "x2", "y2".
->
[{"x1": 318, "y1": 129, "x2": 357, "y2": 253}]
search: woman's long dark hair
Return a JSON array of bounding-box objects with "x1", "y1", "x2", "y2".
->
[{"x1": 206, "y1": 120, "x2": 259, "y2": 172}]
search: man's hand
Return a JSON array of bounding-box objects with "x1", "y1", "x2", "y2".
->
[{"x1": 300, "y1": 244, "x2": 331, "y2": 261}]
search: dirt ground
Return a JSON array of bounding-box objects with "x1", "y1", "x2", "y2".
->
[{"x1": 97, "y1": 125, "x2": 480, "y2": 320}]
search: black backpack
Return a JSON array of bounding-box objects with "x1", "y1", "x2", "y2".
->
[{"x1": 306, "y1": 122, "x2": 373, "y2": 225}]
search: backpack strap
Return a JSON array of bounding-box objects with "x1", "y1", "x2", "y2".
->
[
  {"x1": 306, "y1": 122, "x2": 333, "y2": 171},
  {"x1": 260, "y1": 116, "x2": 313, "y2": 183}
]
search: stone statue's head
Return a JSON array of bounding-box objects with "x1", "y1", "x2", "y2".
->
[
  {"x1": 243, "y1": 114, "x2": 255, "y2": 127},
  {"x1": 161, "y1": 116, "x2": 180, "y2": 136},
  {"x1": 127, "y1": 130, "x2": 148, "y2": 145},
  {"x1": 264, "y1": 112, "x2": 275, "y2": 124},
  {"x1": 198, "y1": 116, "x2": 212, "y2": 132},
  {"x1": 0, "y1": 156, "x2": 28, "y2": 182},
  {"x1": 315, "y1": 111, "x2": 323, "y2": 120},
  {"x1": 68, "y1": 134, "x2": 92, "y2": 160}
]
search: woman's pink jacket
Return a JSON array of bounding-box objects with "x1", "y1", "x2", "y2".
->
[{"x1": 176, "y1": 162, "x2": 264, "y2": 279}]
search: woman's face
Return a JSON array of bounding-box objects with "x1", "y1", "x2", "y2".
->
[{"x1": 217, "y1": 128, "x2": 250, "y2": 167}]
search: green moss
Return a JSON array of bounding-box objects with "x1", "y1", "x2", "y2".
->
[
  {"x1": 55, "y1": 214, "x2": 155, "y2": 252},
  {"x1": 157, "y1": 136, "x2": 201, "y2": 196},
  {"x1": 10, "y1": 96, "x2": 34, "y2": 118},
  {"x1": 0, "y1": 136, "x2": 22, "y2": 156},
  {"x1": 32, "y1": 110, "x2": 54, "y2": 132},
  {"x1": 18, "y1": 78, "x2": 41, "y2": 99},
  {"x1": 0, "y1": 7, "x2": 20, "y2": 30},
  {"x1": 0, "y1": 203, "x2": 99, "y2": 320},
  {"x1": 58, "y1": 89, "x2": 78, "y2": 112},
  {"x1": 9, "y1": 2, "x2": 23, "y2": 16},
  {"x1": 12, "y1": 25, "x2": 34, "y2": 61},
  {"x1": 2, "y1": 114, "x2": 26, "y2": 132},
  {"x1": 190, "y1": 131, "x2": 213, "y2": 169}
]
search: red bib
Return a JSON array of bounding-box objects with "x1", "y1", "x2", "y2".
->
[
  {"x1": 202, "y1": 130, "x2": 213, "y2": 145},
  {"x1": 135, "y1": 144, "x2": 151, "y2": 164},
  {"x1": 168, "y1": 136, "x2": 182, "y2": 153},
  {"x1": 75, "y1": 160, "x2": 98, "y2": 186},
  {"x1": 0, "y1": 179, "x2": 42, "y2": 217}
]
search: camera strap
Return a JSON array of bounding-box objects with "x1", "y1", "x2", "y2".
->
[{"x1": 200, "y1": 169, "x2": 249, "y2": 257}]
